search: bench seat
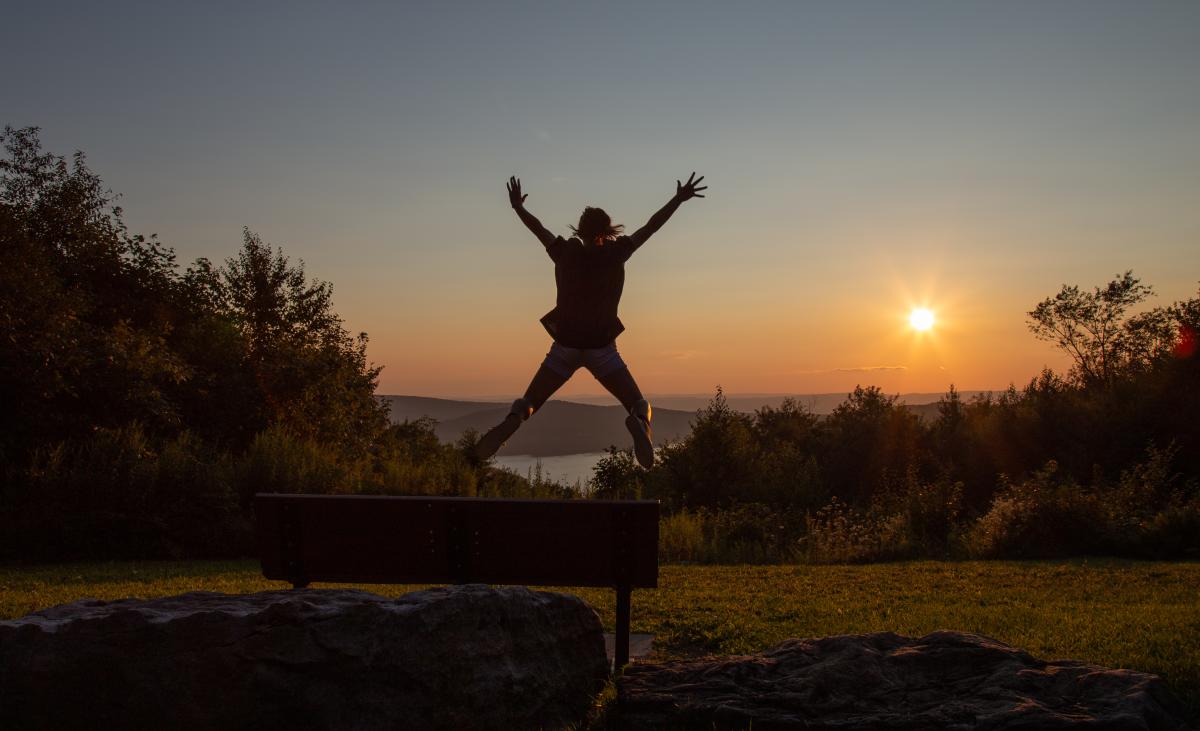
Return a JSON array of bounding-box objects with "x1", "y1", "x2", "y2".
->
[{"x1": 255, "y1": 493, "x2": 659, "y2": 669}]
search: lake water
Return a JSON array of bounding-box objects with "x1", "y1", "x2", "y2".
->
[{"x1": 493, "y1": 452, "x2": 607, "y2": 487}]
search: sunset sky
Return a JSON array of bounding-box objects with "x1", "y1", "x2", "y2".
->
[{"x1": 6, "y1": 2, "x2": 1198, "y2": 398}]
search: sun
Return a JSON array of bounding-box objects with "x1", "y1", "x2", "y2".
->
[{"x1": 909, "y1": 308, "x2": 935, "y2": 332}]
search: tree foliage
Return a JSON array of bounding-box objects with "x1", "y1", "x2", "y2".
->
[
  {"x1": 1027, "y1": 271, "x2": 1179, "y2": 387},
  {"x1": 632, "y1": 274, "x2": 1199, "y2": 562},
  {"x1": 0, "y1": 126, "x2": 388, "y2": 459},
  {"x1": 3, "y1": 127, "x2": 1197, "y2": 562},
  {"x1": 0, "y1": 127, "x2": 544, "y2": 560}
]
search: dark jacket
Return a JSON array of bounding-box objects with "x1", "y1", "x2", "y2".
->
[{"x1": 540, "y1": 235, "x2": 640, "y2": 349}]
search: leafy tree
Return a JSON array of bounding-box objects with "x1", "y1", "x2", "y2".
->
[
  {"x1": 667, "y1": 387, "x2": 757, "y2": 509},
  {"x1": 0, "y1": 127, "x2": 388, "y2": 461},
  {"x1": 751, "y1": 398, "x2": 825, "y2": 510},
  {"x1": 1169, "y1": 286, "x2": 1199, "y2": 364},
  {"x1": 589, "y1": 447, "x2": 641, "y2": 500},
  {"x1": 0, "y1": 126, "x2": 191, "y2": 458},
  {"x1": 206, "y1": 229, "x2": 389, "y2": 456},
  {"x1": 819, "y1": 386, "x2": 923, "y2": 505},
  {"x1": 1027, "y1": 271, "x2": 1176, "y2": 388},
  {"x1": 752, "y1": 397, "x2": 818, "y2": 451}
]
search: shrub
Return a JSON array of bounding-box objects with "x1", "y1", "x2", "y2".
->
[
  {"x1": 589, "y1": 447, "x2": 641, "y2": 500},
  {"x1": 900, "y1": 476, "x2": 964, "y2": 557},
  {"x1": 18, "y1": 424, "x2": 170, "y2": 558},
  {"x1": 658, "y1": 510, "x2": 706, "y2": 563},
  {"x1": 705, "y1": 503, "x2": 804, "y2": 564},
  {"x1": 6, "y1": 425, "x2": 247, "y2": 559},
  {"x1": 234, "y1": 426, "x2": 353, "y2": 502},
  {"x1": 657, "y1": 504, "x2": 807, "y2": 564},
  {"x1": 149, "y1": 432, "x2": 249, "y2": 557},
  {"x1": 803, "y1": 498, "x2": 910, "y2": 564},
  {"x1": 965, "y1": 461, "x2": 1112, "y2": 559},
  {"x1": 1137, "y1": 498, "x2": 1200, "y2": 558}
]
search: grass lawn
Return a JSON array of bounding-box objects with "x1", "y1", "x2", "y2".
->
[{"x1": 2, "y1": 559, "x2": 1197, "y2": 719}]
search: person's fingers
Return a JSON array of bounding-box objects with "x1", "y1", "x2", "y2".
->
[
  {"x1": 694, "y1": 175, "x2": 705, "y2": 185},
  {"x1": 693, "y1": 193, "x2": 705, "y2": 198},
  {"x1": 694, "y1": 186, "x2": 708, "y2": 192}
]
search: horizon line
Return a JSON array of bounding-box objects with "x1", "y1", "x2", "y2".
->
[{"x1": 379, "y1": 388, "x2": 1009, "y2": 402}]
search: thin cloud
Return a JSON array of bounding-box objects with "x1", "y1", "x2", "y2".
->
[
  {"x1": 834, "y1": 365, "x2": 907, "y2": 373},
  {"x1": 659, "y1": 349, "x2": 704, "y2": 361},
  {"x1": 790, "y1": 366, "x2": 908, "y2": 375}
]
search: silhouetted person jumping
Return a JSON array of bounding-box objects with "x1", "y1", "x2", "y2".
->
[{"x1": 476, "y1": 173, "x2": 707, "y2": 469}]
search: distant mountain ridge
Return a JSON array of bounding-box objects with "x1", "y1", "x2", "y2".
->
[
  {"x1": 382, "y1": 396, "x2": 693, "y2": 457},
  {"x1": 382, "y1": 395, "x2": 507, "y2": 424},
  {"x1": 558, "y1": 391, "x2": 990, "y2": 414},
  {"x1": 382, "y1": 392, "x2": 977, "y2": 457}
]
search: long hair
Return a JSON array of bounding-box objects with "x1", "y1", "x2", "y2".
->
[{"x1": 570, "y1": 207, "x2": 624, "y2": 245}]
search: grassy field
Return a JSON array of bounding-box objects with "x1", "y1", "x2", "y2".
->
[{"x1": 2, "y1": 560, "x2": 1197, "y2": 719}]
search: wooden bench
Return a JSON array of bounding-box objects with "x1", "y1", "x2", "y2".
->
[{"x1": 254, "y1": 493, "x2": 659, "y2": 669}]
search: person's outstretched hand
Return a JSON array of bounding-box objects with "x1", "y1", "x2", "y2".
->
[
  {"x1": 507, "y1": 176, "x2": 528, "y2": 209},
  {"x1": 675, "y1": 172, "x2": 707, "y2": 201}
]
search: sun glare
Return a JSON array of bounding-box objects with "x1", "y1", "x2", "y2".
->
[{"x1": 909, "y1": 308, "x2": 935, "y2": 332}]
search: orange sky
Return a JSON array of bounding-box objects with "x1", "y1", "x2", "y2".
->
[{"x1": 9, "y1": 3, "x2": 1197, "y2": 398}]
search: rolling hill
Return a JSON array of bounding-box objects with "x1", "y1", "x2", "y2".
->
[{"x1": 384, "y1": 396, "x2": 696, "y2": 457}]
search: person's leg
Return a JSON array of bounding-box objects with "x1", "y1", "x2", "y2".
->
[
  {"x1": 596, "y1": 366, "x2": 645, "y2": 412},
  {"x1": 522, "y1": 365, "x2": 571, "y2": 410},
  {"x1": 474, "y1": 346, "x2": 575, "y2": 461},
  {"x1": 591, "y1": 345, "x2": 654, "y2": 469}
]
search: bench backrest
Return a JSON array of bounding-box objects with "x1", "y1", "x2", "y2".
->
[{"x1": 255, "y1": 493, "x2": 659, "y2": 589}]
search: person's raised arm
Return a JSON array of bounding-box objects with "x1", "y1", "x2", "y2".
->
[
  {"x1": 507, "y1": 176, "x2": 557, "y2": 249},
  {"x1": 628, "y1": 172, "x2": 707, "y2": 249}
]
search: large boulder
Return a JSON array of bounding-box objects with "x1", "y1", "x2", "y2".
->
[
  {"x1": 0, "y1": 585, "x2": 609, "y2": 730},
  {"x1": 617, "y1": 631, "x2": 1190, "y2": 730}
]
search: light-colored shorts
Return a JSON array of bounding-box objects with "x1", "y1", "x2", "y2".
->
[{"x1": 541, "y1": 341, "x2": 628, "y2": 379}]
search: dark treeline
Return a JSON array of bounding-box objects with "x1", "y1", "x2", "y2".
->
[
  {"x1": 0, "y1": 128, "x2": 569, "y2": 560},
  {"x1": 592, "y1": 275, "x2": 1200, "y2": 562},
  {"x1": 2, "y1": 128, "x2": 1197, "y2": 563}
]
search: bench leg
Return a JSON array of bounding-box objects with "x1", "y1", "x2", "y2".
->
[{"x1": 615, "y1": 585, "x2": 631, "y2": 671}]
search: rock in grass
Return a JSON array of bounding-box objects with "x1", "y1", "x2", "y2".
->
[
  {"x1": 617, "y1": 631, "x2": 1190, "y2": 730},
  {"x1": 0, "y1": 585, "x2": 608, "y2": 730}
]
